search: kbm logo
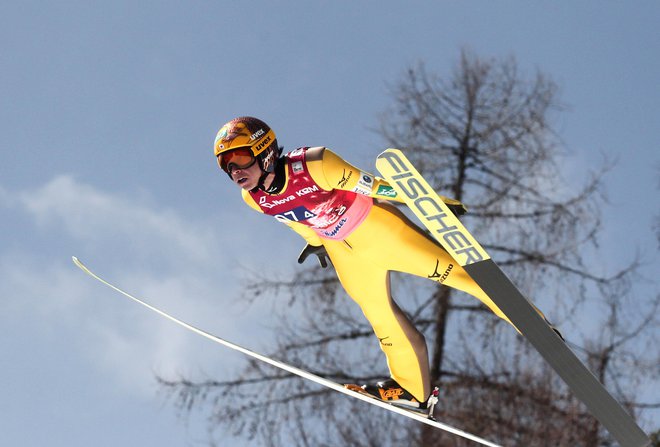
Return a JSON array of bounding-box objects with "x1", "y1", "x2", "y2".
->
[{"x1": 378, "y1": 151, "x2": 488, "y2": 266}]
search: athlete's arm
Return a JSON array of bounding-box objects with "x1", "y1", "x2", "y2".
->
[
  {"x1": 304, "y1": 147, "x2": 400, "y2": 201},
  {"x1": 305, "y1": 147, "x2": 467, "y2": 214}
]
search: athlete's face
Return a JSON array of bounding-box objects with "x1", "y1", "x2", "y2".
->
[{"x1": 229, "y1": 161, "x2": 263, "y2": 190}]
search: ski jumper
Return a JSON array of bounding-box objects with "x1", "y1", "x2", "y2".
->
[{"x1": 242, "y1": 147, "x2": 513, "y2": 402}]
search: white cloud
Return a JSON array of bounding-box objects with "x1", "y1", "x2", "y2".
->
[
  {"x1": 0, "y1": 176, "x2": 263, "y2": 398},
  {"x1": 18, "y1": 175, "x2": 216, "y2": 266}
]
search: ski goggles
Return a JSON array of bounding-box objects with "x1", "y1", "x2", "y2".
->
[{"x1": 217, "y1": 147, "x2": 257, "y2": 173}]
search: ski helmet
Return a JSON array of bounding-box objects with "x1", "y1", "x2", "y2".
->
[{"x1": 214, "y1": 117, "x2": 280, "y2": 175}]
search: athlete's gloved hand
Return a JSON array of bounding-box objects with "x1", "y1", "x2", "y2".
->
[
  {"x1": 297, "y1": 244, "x2": 331, "y2": 268},
  {"x1": 446, "y1": 202, "x2": 468, "y2": 216},
  {"x1": 441, "y1": 196, "x2": 468, "y2": 216}
]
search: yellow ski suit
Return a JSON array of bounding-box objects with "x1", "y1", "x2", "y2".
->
[{"x1": 242, "y1": 147, "x2": 513, "y2": 401}]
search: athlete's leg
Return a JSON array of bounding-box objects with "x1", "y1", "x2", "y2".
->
[
  {"x1": 347, "y1": 203, "x2": 521, "y2": 326},
  {"x1": 324, "y1": 239, "x2": 430, "y2": 401}
]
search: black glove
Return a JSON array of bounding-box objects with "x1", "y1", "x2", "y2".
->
[
  {"x1": 446, "y1": 202, "x2": 468, "y2": 216},
  {"x1": 297, "y1": 244, "x2": 331, "y2": 268},
  {"x1": 441, "y1": 196, "x2": 468, "y2": 216}
]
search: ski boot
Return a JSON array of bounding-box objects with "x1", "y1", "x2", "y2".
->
[{"x1": 345, "y1": 378, "x2": 439, "y2": 419}]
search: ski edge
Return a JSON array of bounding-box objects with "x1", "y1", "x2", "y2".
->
[{"x1": 71, "y1": 256, "x2": 502, "y2": 447}]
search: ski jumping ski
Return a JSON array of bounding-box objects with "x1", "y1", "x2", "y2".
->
[
  {"x1": 72, "y1": 256, "x2": 502, "y2": 447},
  {"x1": 375, "y1": 148, "x2": 651, "y2": 447}
]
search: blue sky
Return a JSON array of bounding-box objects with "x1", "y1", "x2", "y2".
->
[{"x1": 1, "y1": 2, "x2": 658, "y2": 445}]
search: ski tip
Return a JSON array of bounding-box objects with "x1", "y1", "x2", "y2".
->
[
  {"x1": 72, "y1": 257, "x2": 98, "y2": 279},
  {"x1": 71, "y1": 256, "x2": 88, "y2": 273},
  {"x1": 377, "y1": 148, "x2": 402, "y2": 158}
]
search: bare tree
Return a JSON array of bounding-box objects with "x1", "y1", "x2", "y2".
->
[{"x1": 159, "y1": 49, "x2": 659, "y2": 446}]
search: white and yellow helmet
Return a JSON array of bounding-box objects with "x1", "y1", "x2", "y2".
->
[{"x1": 214, "y1": 116, "x2": 280, "y2": 175}]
